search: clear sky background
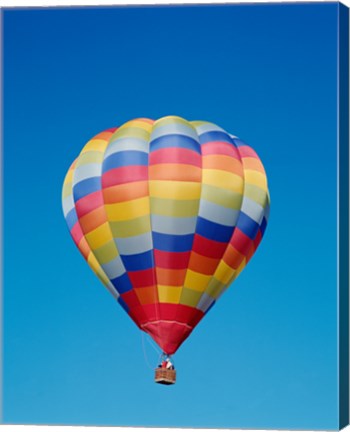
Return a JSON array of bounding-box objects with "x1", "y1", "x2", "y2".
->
[{"x1": 2, "y1": 3, "x2": 339, "y2": 429}]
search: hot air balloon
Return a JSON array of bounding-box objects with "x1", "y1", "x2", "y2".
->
[{"x1": 62, "y1": 116, "x2": 270, "y2": 385}]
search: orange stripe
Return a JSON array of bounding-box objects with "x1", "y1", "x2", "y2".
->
[
  {"x1": 95, "y1": 130, "x2": 115, "y2": 141},
  {"x1": 103, "y1": 181, "x2": 149, "y2": 203},
  {"x1": 188, "y1": 252, "x2": 220, "y2": 275},
  {"x1": 149, "y1": 164, "x2": 201, "y2": 182},
  {"x1": 77, "y1": 237, "x2": 91, "y2": 260},
  {"x1": 156, "y1": 268, "x2": 187, "y2": 286},
  {"x1": 135, "y1": 286, "x2": 158, "y2": 305},
  {"x1": 70, "y1": 159, "x2": 78, "y2": 170},
  {"x1": 222, "y1": 244, "x2": 246, "y2": 269},
  {"x1": 78, "y1": 207, "x2": 107, "y2": 233},
  {"x1": 242, "y1": 157, "x2": 265, "y2": 174},
  {"x1": 202, "y1": 155, "x2": 243, "y2": 175},
  {"x1": 136, "y1": 118, "x2": 155, "y2": 125}
]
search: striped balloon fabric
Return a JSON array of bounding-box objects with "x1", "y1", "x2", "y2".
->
[{"x1": 62, "y1": 116, "x2": 270, "y2": 355}]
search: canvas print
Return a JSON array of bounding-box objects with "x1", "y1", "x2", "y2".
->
[{"x1": 1, "y1": 2, "x2": 349, "y2": 430}]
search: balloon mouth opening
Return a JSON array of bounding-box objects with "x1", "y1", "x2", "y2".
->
[{"x1": 142, "y1": 320, "x2": 194, "y2": 355}]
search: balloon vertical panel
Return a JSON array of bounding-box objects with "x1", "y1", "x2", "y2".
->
[{"x1": 146, "y1": 117, "x2": 203, "y2": 353}]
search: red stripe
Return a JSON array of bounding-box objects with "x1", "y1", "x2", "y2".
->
[
  {"x1": 154, "y1": 250, "x2": 191, "y2": 269},
  {"x1": 253, "y1": 229, "x2": 262, "y2": 249},
  {"x1": 128, "y1": 305, "x2": 148, "y2": 327},
  {"x1": 75, "y1": 190, "x2": 104, "y2": 218},
  {"x1": 121, "y1": 290, "x2": 140, "y2": 309},
  {"x1": 149, "y1": 148, "x2": 202, "y2": 167},
  {"x1": 128, "y1": 269, "x2": 156, "y2": 288},
  {"x1": 201, "y1": 142, "x2": 241, "y2": 159},
  {"x1": 192, "y1": 234, "x2": 227, "y2": 258},
  {"x1": 102, "y1": 166, "x2": 148, "y2": 188},
  {"x1": 136, "y1": 304, "x2": 159, "y2": 323},
  {"x1": 159, "y1": 303, "x2": 204, "y2": 325},
  {"x1": 230, "y1": 228, "x2": 252, "y2": 256}
]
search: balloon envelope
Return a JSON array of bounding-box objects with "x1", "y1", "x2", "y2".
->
[{"x1": 62, "y1": 116, "x2": 270, "y2": 355}]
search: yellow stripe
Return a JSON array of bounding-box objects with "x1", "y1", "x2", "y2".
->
[
  {"x1": 179, "y1": 288, "x2": 202, "y2": 307},
  {"x1": 117, "y1": 120, "x2": 153, "y2": 133},
  {"x1": 244, "y1": 170, "x2": 268, "y2": 191},
  {"x1": 150, "y1": 198, "x2": 199, "y2": 217},
  {"x1": 158, "y1": 285, "x2": 182, "y2": 303},
  {"x1": 105, "y1": 197, "x2": 150, "y2": 221},
  {"x1": 109, "y1": 216, "x2": 151, "y2": 238},
  {"x1": 111, "y1": 126, "x2": 150, "y2": 141},
  {"x1": 62, "y1": 182, "x2": 72, "y2": 199},
  {"x1": 202, "y1": 169, "x2": 244, "y2": 193},
  {"x1": 190, "y1": 120, "x2": 208, "y2": 128},
  {"x1": 65, "y1": 169, "x2": 74, "y2": 183},
  {"x1": 85, "y1": 222, "x2": 113, "y2": 249},
  {"x1": 229, "y1": 258, "x2": 246, "y2": 283},
  {"x1": 87, "y1": 253, "x2": 110, "y2": 285},
  {"x1": 77, "y1": 151, "x2": 104, "y2": 165},
  {"x1": 244, "y1": 184, "x2": 269, "y2": 207},
  {"x1": 149, "y1": 180, "x2": 201, "y2": 200},
  {"x1": 93, "y1": 240, "x2": 119, "y2": 264},
  {"x1": 153, "y1": 116, "x2": 195, "y2": 130},
  {"x1": 205, "y1": 278, "x2": 226, "y2": 299},
  {"x1": 214, "y1": 260, "x2": 236, "y2": 284},
  {"x1": 81, "y1": 139, "x2": 108, "y2": 153},
  {"x1": 201, "y1": 184, "x2": 242, "y2": 209},
  {"x1": 184, "y1": 270, "x2": 212, "y2": 292}
]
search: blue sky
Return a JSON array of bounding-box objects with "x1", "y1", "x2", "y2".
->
[{"x1": 2, "y1": 3, "x2": 340, "y2": 429}]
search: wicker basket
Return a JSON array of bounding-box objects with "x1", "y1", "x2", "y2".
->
[{"x1": 155, "y1": 368, "x2": 176, "y2": 385}]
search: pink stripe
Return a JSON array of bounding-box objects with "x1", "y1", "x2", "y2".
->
[
  {"x1": 201, "y1": 141, "x2": 241, "y2": 159},
  {"x1": 71, "y1": 222, "x2": 84, "y2": 245},
  {"x1": 237, "y1": 145, "x2": 259, "y2": 158},
  {"x1": 102, "y1": 166, "x2": 148, "y2": 188},
  {"x1": 149, "y1": 148, "x2": 202, "y2": 167},
  {"x1": 75, "y1": 190, "x2": 104, "y2": 218}
]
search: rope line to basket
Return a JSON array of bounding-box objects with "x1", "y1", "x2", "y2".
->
[
  {"x1": 141, "y1": 333, "x2": 155, "y2": 370},
  {"x1": 141, "y1": 332, "x2": 163, "y2": 370}
]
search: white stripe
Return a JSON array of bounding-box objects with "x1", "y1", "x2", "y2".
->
[
  {"x1": 192, "y1": 121, "x2": 228, "y2": 135},
  {"x1": 150, "y1": 123, "x2": 198, "y2": 142},
  {"x1": 105, "y1": 137, "x2": 149, "y2": 158},
  {"x1": 101, "y1": 255, "x2": 126, "y2": 280},
  {"x1": 151, "y1": 215, "x2": 197, "y2": 235},
  {"x1": 199, "y1": 200, "x2": 239, "y2": 226},
  {"x1": 62, "y1": 195, "x2": 74, "y2": 217},
  {"x1": 196, "y1": 293, "x2": 215, "y2": 312},
  {"x1": 115, "y1": 232, "x2": 153, "y2": 255},
  {"x1": 240, "y1": 196, "x2": 265, "y2": 224},
  {"x1": 73, "y1": 163, "x2": 101, "y2": 184}
]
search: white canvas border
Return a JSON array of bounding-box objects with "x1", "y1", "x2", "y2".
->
[{"x1": 0, "y1": 2, "x2": 348, "y2": 432}]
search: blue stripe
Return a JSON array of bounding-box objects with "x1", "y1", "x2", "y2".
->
[
  {"x1": 198, "y1": 131, "x2": 233, "y2": 145},
  {"x1": 121, "y1": 250, "x2": 154, "y2": 271},
  {"x1": 73, "y1": 177, "x2": 100, "y2": 201},
  {"x1": 232, "y1": 138, "x2": 247, "y2": 147},
  {"x1": 66, "y1": 208, "x2": 78, "y2": 230},
  {"x1": 260, "y1": 217, "x2": 267, "y2": 235},
  {"x1": 196, "y1": 216, "x2": 234, "y2": 242},
  {"x1": 110, "y1": 272, "x2": 133, "y2": 294},
  {"x1": 236, "y1": 212, "x2": 260, "y2": 240},
  {"x1": 118, "y1": 296, "x2": 130, "y2": 312},
  {"x1": 204, "y1": 300, "x2": 216, "y2": 315},
  {"x1": 103, "y1": 150, "x2": 148, "y2": 172},
  {"x1": 153, "y1": 232, "x2": 194, "y2": 252},
  {"x1": 150, "y1": 134, "x2": 201, "y2": 153}
]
